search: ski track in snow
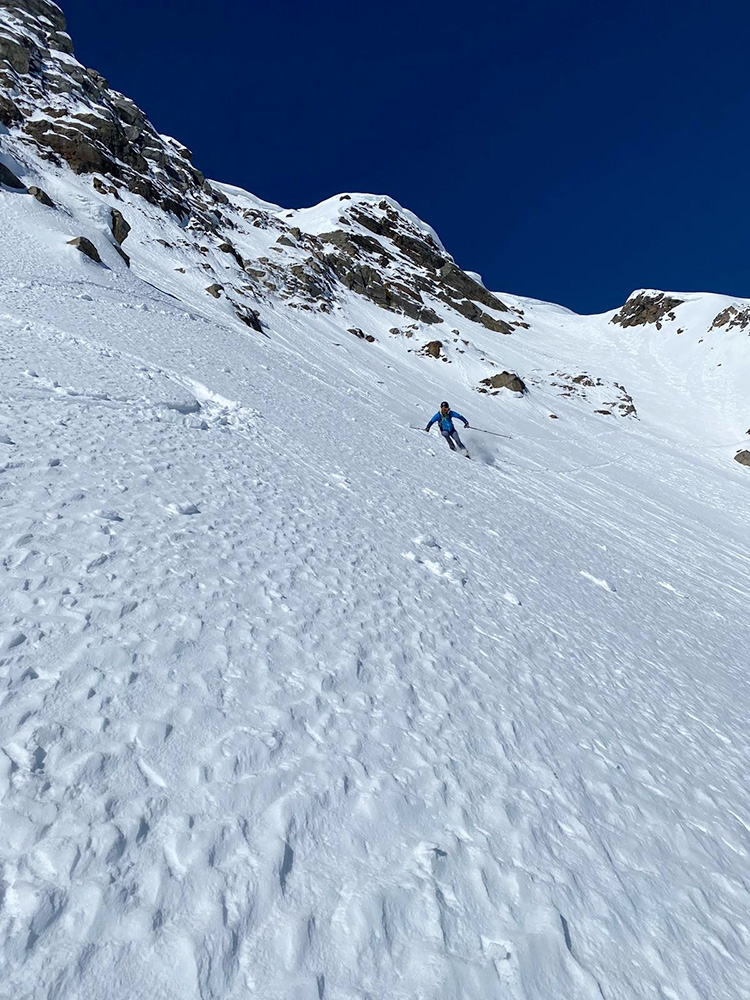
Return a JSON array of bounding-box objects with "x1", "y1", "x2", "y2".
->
[{"x1": 1, "y1": 197, "x2": 750, "y2": 1000}]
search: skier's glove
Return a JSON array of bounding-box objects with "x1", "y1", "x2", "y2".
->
[
  {"x1": 424, "y1": 427, "x2": 430, "y2": 432},
  {"x1": 464, "y1": 421, "x2": 470, "y2": 428}
]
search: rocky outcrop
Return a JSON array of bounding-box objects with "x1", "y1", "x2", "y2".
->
[
  {"x1": 67, "y1": 236, "x2": 101, "y2": 262},
  {"x1": 234, "y1": 304, "x2": 262, "y2": 331},
  {"x1": 433, "y1": 262, "x2": 512, "y2": 333},
  {"x1": 611, "y1": 292, "x2": 684, "y2": 330},
  {"x1": 319, "y1": 226, "x2": 443, "y2": 325},
  {"x1": 351, "y1": 203, "x2": 445, "y2": 268},
  {"x1": 310, "y1": 198, "x2": 518, "y2": 331},
  {"x1": 113, "y1": 244, "x2": 130, "y2": 268},
  {"x1": 477, "y1": 372, "x2": 526, "y2": 394},
  {"x1": 218, "y1": 241, "x2": 244, "y2": 267},
  {"x1": 710, "y1": 306, "x2": 750, "y2": 333},
  {"x1": 0, "y1": 0, "x2": 214, "y2": 221},
  {"x1": 734, "y1": 450, "x2": 750, "y2": 468}
]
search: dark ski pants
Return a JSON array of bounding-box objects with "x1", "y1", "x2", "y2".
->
[{"x1": 441, "y1": 428, "x2": 466, "y2": 451}]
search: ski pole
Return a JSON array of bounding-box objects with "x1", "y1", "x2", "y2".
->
[{"x1": 470, "y1": 427, "x2": 512, "y2": 439}]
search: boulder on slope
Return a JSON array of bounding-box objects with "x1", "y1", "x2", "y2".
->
[
  {"x1": 477, "y1": 372, "x2": 527, "y2": 394},
  {"x1": 67, "y1": 236, "x2": 101, "y2": 262}
]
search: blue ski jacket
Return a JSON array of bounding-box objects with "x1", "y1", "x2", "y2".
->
[{"x1": 427, "y1": 409, "x2": 468, "y2": 433}]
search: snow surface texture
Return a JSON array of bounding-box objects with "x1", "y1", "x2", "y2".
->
[{"x1": 2, "y1": 153, "x2": 750, "y2": 1000}]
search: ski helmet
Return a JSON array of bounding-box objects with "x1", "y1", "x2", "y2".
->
[{"x1": 440, "y1": 401, "x2": 449, "y2": 408}]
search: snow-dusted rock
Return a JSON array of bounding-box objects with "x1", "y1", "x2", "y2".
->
[{"x1": 66, "y1": 235, "x2": 101, "y2": 261}]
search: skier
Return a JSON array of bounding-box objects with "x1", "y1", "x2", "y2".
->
[{"x1": 425, "y1": 401, "x2": 470, "y2": 454}]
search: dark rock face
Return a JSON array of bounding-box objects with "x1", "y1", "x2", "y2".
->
[
  {"x1": 0, "y1": 94, "x2": 23, "y2": 125},
  {"x1": 613, "y1": 385, "x2": 637, "y2": 417},
  {"x1": 477, "y1": 372, "x2": 526, "y2": 394},
  {"x1": 205, "y1": 284, "x2": 224, "y2": 298},
  {"x1": 351, "y1": 204, "x2": 445, "y2": 269},
  {"x1": 735, "y1": 450, "x2": 750, "y2": 468},
  {"x1": 435, "y1": 262, "x2": 511, "y2": 333},
  {"x1": 445, "y1": 294, "x2": 512, "y2": 333},
  {"x1": 110, "y1": 208, "x2": 131, "y2": 244},
  {"x1": 12, "y1": 0, "x2": 66, "y2": 31},
  {"x1": 287, "y1": 261, "x2": 331, "y2": 304},
  {"x1": 67, "y1": 236, "x2": 101, "y2": 262},
  {"x1": 611, "y1": 292, "x2": 684, "y2": 330},
  {"x1": 0, "y1": 162, "x2": 25, "y2": 188},
  {"x1": 0, "y1": 33, "x2": 32, "y2": 73}
]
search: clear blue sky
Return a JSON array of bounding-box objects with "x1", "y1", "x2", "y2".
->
[{"x1": 60, "y1": 0, "x2": 750, "y2": 313}]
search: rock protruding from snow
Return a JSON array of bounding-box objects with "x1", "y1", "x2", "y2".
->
[
  {"x1": 477, "y1": 371, "x2": 527, "y2": 394},
  {"x1": 710, "y1": 305, "x2": 750, "y2": 333},
  {"x1": 27, "y1": 185, "x2": 55, "y2": 207},
  {"x1": 611, "y1": 291, "x2": 684, "y2": 330},
  {"x1": 110, "y1": 208, "x2": 131, "y2": 245},
  {"x1": 546, "y1": 371, "x2": 637, "y2": 418},
  {"x1": 67, "y1": 236, "x2": 101, "y2": 262},
  {"x1": 734, "y1": 449, "x2": 750, "y2": 467},
  {"x1": 419, "y1": 339, "x2": 445, "y2": 359}
]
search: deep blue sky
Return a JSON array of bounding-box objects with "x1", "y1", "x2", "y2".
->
[{"x1": 60, "y1": 0, "x2": 749, "y2": 312}]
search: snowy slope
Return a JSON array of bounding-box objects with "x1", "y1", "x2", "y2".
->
[
  {"x1": 3, "y1": 166, "x2": 750, "y2": 1000},
  {"x1": 3, "y1": 4, "x2": 750, "y2": 998}
]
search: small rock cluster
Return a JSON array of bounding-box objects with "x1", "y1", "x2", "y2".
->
[
  {"x1": 548, "y1": 372, "x2": 637, "y2": 417},
  {"x1": 710, "y1": 306, "x2": 750, "y2": 334}
]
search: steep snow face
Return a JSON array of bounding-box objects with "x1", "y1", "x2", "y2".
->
[
  {"x1": 2, "y1": 3, "x2": 750, "y2": 1000},
  {"x1": 3, "y1": 172, "x2": 750, "y2": 1000}
]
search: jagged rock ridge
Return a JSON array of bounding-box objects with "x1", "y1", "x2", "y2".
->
[{"x1": 0, "y1": 0, "x2": 526, "y2": 341}]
